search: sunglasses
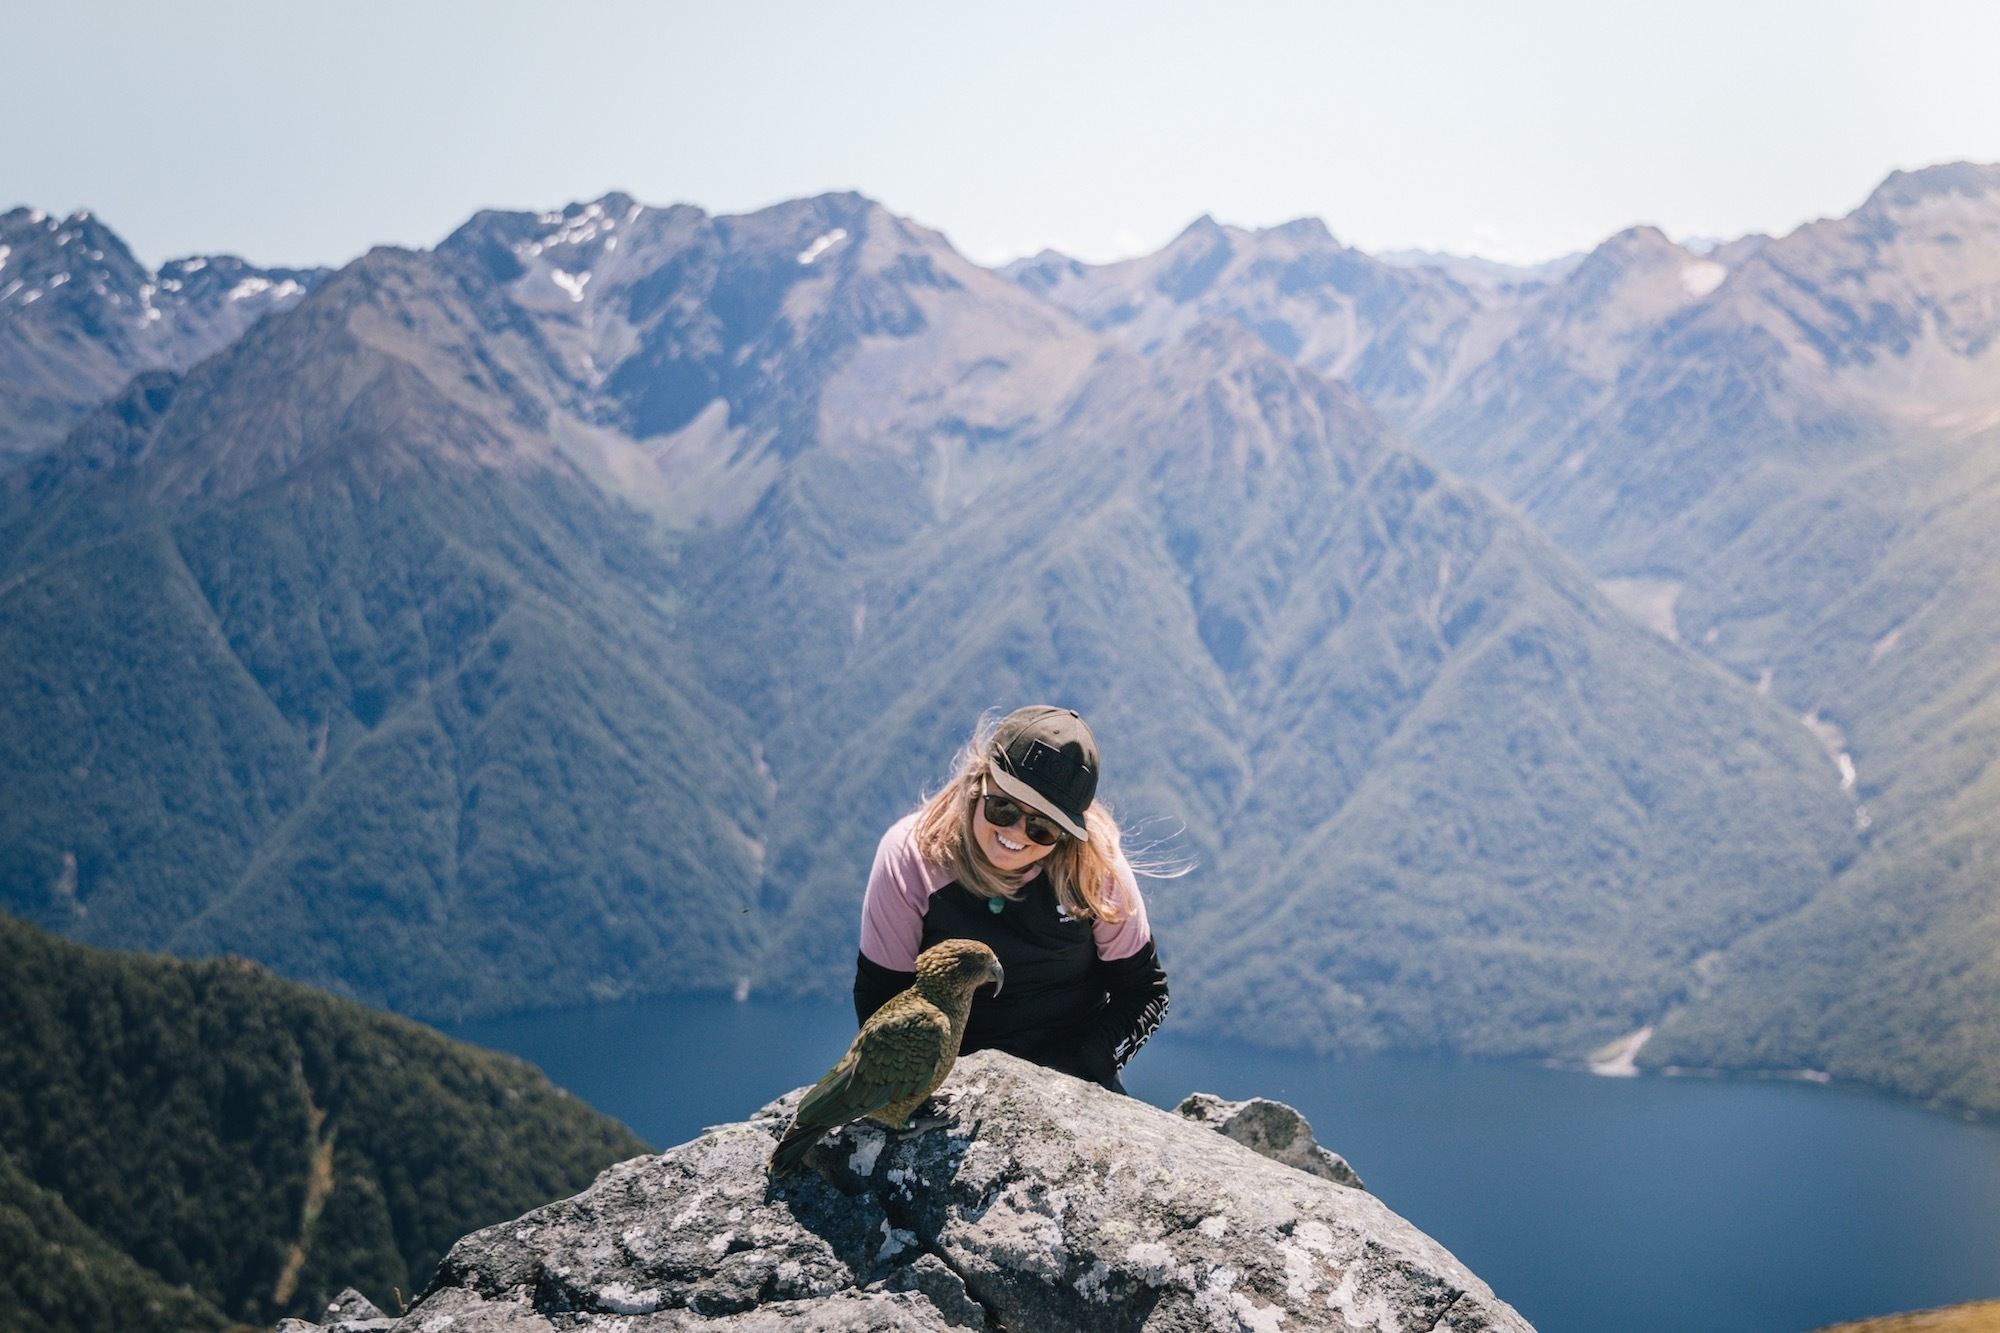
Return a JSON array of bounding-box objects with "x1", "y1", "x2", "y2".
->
[{"x1": 978, "y1": 782, "x2": 1068, "y2": 846}]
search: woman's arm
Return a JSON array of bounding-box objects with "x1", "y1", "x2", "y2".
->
[
  {"x1": 1034, "y1": 942, "x2": 1169, "y2": 1091},
  {"x1": 1090, "y1": 939, "x2": 1170, "y2": 1071},
  {"x1": 852, "y1": 814, "x2": 930, "y2": 1024},
  {"x1": 1047, "y1": 862, "x2": 1168, "y2": 1089}
]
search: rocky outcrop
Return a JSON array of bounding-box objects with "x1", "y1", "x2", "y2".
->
[
  {"x1": 284, "y1": 1051, "x2": 1530, "y2": 1331},
  {"x1": 1173, "y1": 1092, "x2": 1367, "y2": 1192},
  {"x1": 286, "y1": 1289, "x2": 388, "y2": 1328}
]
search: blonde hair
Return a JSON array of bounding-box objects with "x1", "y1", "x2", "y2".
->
[{"x1": 910, "y1": 712, "x2": 1134, "y2": 923}]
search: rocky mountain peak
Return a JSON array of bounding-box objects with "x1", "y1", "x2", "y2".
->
[
  {"x1": 1859, "y1": 160, "x2": 2000, "y2": 215},
  {"x1": 996, "y1": 246, "x2": 1089, "y2": 297},
  {"x1": 1173, "y1": 211, "x2": 1229, "y2": 242},
  {"x1": 8, "y1": 207, "x2": 136, "y2": 265},
  {"x1": 282, "y1": 1052, "x2": 1530, "y2": 1332},
  {"x1": 1671, "y1": 159, "x2": 2000, "y2": 403},
  {"x1": 0, "y1": 205, "x2": 326, "y2": 459},
  {"x1": 1, "y1": 206, "x2": 319, "y2": 332},
  {"x1": 1544, "y1": 224, "x2": 1725, "y2": 321},
  {"x1": 1, "y1": 206, "x2": 151, "y2": 319},
  {"x1": 1153, "y1": 214, "x2": 1237, "y2": 302},
  {"x1": 1595, "y1": 223, "x2": 1679, "y2": 258},
  {"x1": 1268, "y1": 215, "x2": 1339, "y2": 248},
  {"x1": 9, "y1": 240, "x2": 575, "y2": 515}
]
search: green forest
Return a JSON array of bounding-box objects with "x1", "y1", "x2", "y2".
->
[{"x1": 0, "y1": 913, "x2": 648, "y2": 1331}]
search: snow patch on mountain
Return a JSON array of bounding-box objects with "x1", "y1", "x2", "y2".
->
[
  {"x1": 516, "y1": 201, "x2": 622, "y2": 261},
  {"x1": 1680, "y1": 260, "x2": 1727, "y2": 297},
  {"x1": 232, "y1": 277, "x2": 304, "y2": 302},
  {"x1": 797, "y1": 229, "x2": 848, "y2": 265},
  {"x1": 547, "y1": 202, "x2": 614, "y2": 249}
]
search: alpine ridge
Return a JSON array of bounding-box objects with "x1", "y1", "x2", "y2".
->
[{"x1": 0, "y1": 205, "x2": 324, "y2": 462}]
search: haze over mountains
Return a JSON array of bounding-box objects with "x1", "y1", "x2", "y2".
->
[{"x1": 2, "y1": 164, "x2": 1995, "y2": 1113}]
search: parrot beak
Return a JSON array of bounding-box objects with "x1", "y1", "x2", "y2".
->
[{"x1": 985, "y1": 961, "x2": 1005, "y2": 996}]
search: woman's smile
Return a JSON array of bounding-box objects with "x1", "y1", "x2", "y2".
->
[{"x1": 975, "y1": 802, "x2": 1057, "y2": 871}]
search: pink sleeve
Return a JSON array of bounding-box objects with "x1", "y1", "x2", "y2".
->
[
  {"x1": 1092, "y1": 854, "x2": 1154, "y2": 961},
  {"x1": 858, "y1": 813, "x2": 936, "y2": 970}
]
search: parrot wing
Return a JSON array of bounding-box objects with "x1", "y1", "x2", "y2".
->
[{"x1": 793, "y1": 1001, "x2": 955, "y2": 1130}]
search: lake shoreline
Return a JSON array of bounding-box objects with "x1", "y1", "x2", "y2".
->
[{"x1": 442, "y1": 985, "x2": 1993, "y2": 1128}]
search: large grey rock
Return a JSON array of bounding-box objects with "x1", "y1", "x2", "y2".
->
[
  {"x1": 1174, "y1": 1092, "x2": 1367, "y2": 1191},
  {"x1": 292, "y1": 1051, "x2": 1531, "y2": 1331}
]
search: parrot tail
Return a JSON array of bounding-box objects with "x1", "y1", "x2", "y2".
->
[{"x1": 768, "y1": 1120, "x2": 825, "y2": 1175}]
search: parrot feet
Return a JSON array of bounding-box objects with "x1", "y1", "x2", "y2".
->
[{"x1": 892, "y1": 1100, "x2": 953, "y2": 1135}]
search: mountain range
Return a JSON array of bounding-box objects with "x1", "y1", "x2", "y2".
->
[
  {"x1": 1016, "y1": 162, "x2": 2000, "y2": 1108},
  {"x1": 2, "y1": 164, "x2": 1994, "y2": 1113}
]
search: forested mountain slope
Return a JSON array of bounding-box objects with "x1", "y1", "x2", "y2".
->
[
  {"x1": 0, "y1": 913, "x2": 647, "y2": 1330},
  {"x1": 1400, "y1": 164, "x2": 2000, "y2": 1108},
  {"x1": 0, "y1": 245, "x2": 768, "y2": 1019}
]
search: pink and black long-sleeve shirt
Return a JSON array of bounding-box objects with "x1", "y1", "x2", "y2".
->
[{"x1": 853, "y1": 812, "x2": 1170, "y2": 1091}]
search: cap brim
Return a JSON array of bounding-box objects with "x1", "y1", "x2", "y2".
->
[{"x1": 987, "y1": 760, "x2": 1089, "y2": 842}]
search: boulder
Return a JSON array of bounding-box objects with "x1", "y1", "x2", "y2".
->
[
  {"x1": 276, "y1": 1286, "x2": 393, "y2": 1332},
  {"x1": 288, "y1": 1050, "x2": 1531, "y2": 1331},
  {"x1": 1174, "y1": 1092, "x2": 1367, "y2": 1191}
]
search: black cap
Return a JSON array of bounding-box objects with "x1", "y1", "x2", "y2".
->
[{"x1": 987, "y1": 705, "x2": 1099, "y2": 842}]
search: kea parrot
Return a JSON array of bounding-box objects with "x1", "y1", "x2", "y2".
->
[{"x1": 768, "y1": 938, "x2": 1004, "y2": 1175}]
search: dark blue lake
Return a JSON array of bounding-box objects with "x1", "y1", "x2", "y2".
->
[{"x1": 446, "y1": 994, "x2": 2000, "y2": 1333}]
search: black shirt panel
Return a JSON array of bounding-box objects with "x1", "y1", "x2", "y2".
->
[
  {"x1": 853, "y1": 952, "x2": 915, "y2": 1028},
  {"x1": 918, "y1": 877, "x2": 1104, "y2": 1060}
]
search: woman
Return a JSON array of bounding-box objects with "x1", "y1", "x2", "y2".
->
[{"x1": 853, "y1": 705, "x2": 1170, "y2": 1092}]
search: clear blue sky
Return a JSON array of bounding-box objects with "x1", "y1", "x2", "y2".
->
[{"x1": 10, "y1": 0, "x2": 1999, "y2": 270}]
